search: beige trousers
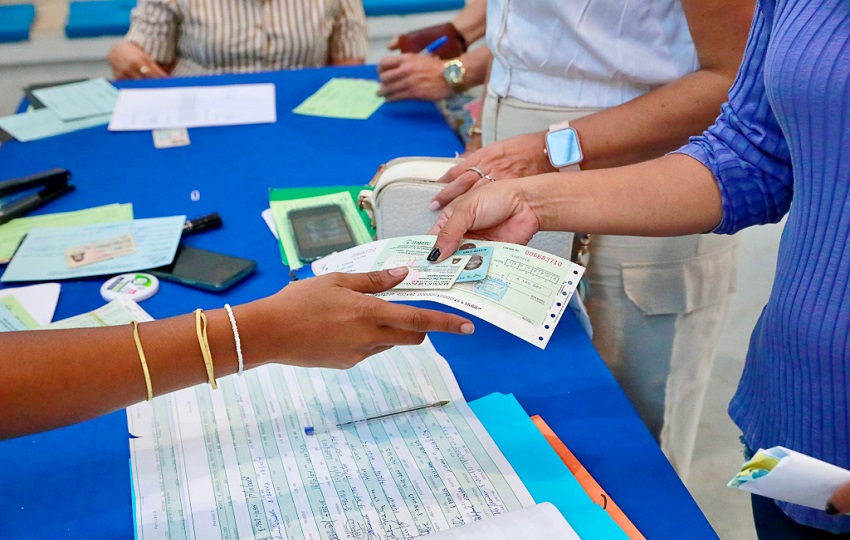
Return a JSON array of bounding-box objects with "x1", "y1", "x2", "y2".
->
[{"x1": 482, "y1": 88, "x2": 738, "y2": 481}]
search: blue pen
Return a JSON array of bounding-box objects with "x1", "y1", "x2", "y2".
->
[{"x1": 420, "y1": 35, "x2": 449, "y2": 55}]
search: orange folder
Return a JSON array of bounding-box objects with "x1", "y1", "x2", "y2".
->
[{"x1": 531, "y1": 415, "x2": 646, "y2": 540}]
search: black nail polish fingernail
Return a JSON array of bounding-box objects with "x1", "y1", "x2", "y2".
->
[
  {"x1": 427, "y1": 247, "x2": 441, "y2": 262},
  {"x1": 826, "y1": 503, "x2": 839, "y2": 515}
]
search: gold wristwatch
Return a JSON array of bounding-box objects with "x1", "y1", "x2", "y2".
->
[{"x1": 443, "y1": 58, "x2": 466, "y2": 92}]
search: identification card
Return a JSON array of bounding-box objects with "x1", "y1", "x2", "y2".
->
[
  {"x1": 382, "y1": 254, "x2": 470, "y2": 289},
  {"x1": 152, "y1": 127, "x2": 190, "y2": 149},
  {"x1": 65, "y1": 234, "x2": 137, "y2": 268},
  {"x1": 455, "y1": 246, "x2": 493, "y2": 283}
]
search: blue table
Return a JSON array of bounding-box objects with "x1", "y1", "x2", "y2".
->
[{"x1": 0, "y1": 66, "x2": 717, "y2": 539}]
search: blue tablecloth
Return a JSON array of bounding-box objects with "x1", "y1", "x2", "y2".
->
[{"x1": 0, "y1": 66, "x2": 717, "y2": 539}]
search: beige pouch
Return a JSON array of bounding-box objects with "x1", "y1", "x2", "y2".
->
[{"x1": 358, "y1": 157, "x2": 574, "y2": 259}]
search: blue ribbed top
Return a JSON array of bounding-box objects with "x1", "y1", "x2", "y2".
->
[{"x1": 679, "y1": 0, "x2": 850, "y2": 531}]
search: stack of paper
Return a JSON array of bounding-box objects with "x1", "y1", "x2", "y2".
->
[
  {"x1": 0, "y1": 78, "x2": 118, "y2": 142},
  {"x1": 1, "y1": 215, "x2": 185, "y2": 282},
  {"x1": 0, "y1": 203, "x2": 133, "y2": 263}
]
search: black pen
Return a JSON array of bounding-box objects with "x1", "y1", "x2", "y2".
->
[{"x1": 183, "y1": 212, "x2": 222, "y2": 235}]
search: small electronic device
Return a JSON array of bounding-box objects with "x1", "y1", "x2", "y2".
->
[
  {"x1": 545, "y1": 125, "x2": 583, "y2": 170},
  {"x1": 148, "y1": 244, "x2": 256, "y2": 291},
  {"x1": 287, "y1": 204, "x2": 358, "y2": 263}
]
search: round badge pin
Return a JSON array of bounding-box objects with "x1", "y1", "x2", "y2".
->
[{"x1": 101, "y1": 273, "x2": 160, "y2": 302}]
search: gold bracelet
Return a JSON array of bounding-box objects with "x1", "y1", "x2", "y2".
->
[
  {"x1": 195, "y1": 309, "x2": 217, "y2": 389},
  {"x1": 131, "y1": 320, "x2": 153, "y2": 401}
]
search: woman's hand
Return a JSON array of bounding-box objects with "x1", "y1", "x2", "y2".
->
[
  {"x1": 827, "y1": 480, "x2": 850, "y2": 515},
  {"x1": 108, "y1": 42, "x2": 169, "y2": 80},
  {"x1": 427, "y1": 181, "x2": 542, "y2": 261},
  {"x1": 377, "y1": 54, "x2": 454, "y2": 102},
  {"x1": 243, "y1": 268, "x2": 474, "y2": 369},
  {"x1": 431, "y1": 132, "x2": 556, "y2": 210}
]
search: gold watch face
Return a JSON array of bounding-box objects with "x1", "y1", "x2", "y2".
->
[{"x1": 444, "y1": 61, "x2": 465, "y2": 86}]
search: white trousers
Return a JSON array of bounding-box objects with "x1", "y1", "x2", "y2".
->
[{"x1": 482, "y1": 88, "x2": 738, "y2": 480}]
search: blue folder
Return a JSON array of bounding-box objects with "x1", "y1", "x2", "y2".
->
[{"x1": 470, "y1": 392, "x2": 629, "y2": 539}]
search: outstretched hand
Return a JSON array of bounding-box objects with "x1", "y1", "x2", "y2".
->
[
  {"x1": 248, "y1": 268, "x2": 474, "y2": 368},
  {"x1": 430, "y1": 131, "x2": 556, "y2": 210},
  {"x1": 828, "y1": 480, "x2": 850, "y2": 515},
  {"x1": 427, "y1": 181, "x2": 541, "y2": 262}
]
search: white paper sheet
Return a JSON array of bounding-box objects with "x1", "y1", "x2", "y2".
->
[
  {"x1": 108, "y1": 84, "x2": 277, "y2": 131},
  {"x1": 0, "y1": 283, "x2": 60, "y2": 325},
  {"x1": 128, "y1": 338, "x2": 534, "y2": 540},
  {"x1": 426, "y1": 503, "x2": 579, "y2": 539},
  {"x1": 728, "y1": 446, "x2": 850, "y2": 509}
]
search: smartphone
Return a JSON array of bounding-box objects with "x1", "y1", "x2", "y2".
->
[
  {"x1": 287, "y1": 204, "x2": 358, "y2": 262},
  {"x1": 149, "y1": 244, "x2": 257, "y2": 291}
]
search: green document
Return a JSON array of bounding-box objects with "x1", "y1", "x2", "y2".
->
[
  {"x1": 0, "y1": 108, "x2": 112, "y2": 142},
  {"x1": 31, "y1": 77, "x2": 118, "y2": 121},
  {"x1": 128, "y1": 339, "x2": 534, "y2": 540},
  {"x1": 0, "y1": 203, "x2": 133, "y2": 262},
  {"x1": 270, "y1": 192, "x2": 373, "y2": 270},
  {"x1": 293, "y1": 78, "x2": 385, "y2": 120},
  {"x1": 269, "y1": 187, "x2": 375, "y2": 268},
  {"x1": 45, "y1": 297, "x2": 152, "y2": 329},
  {"x1": 0, "y1": 296, "x2": 40, "y2": 331}
]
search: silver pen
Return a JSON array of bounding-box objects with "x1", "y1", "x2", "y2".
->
[{"x1": 304, "y1": 400, "x2": 450, "y2": 435}]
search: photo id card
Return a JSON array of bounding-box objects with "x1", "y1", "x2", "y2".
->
[{"x1": 381, "y1": 254, "x2": 470, "y2": 289}]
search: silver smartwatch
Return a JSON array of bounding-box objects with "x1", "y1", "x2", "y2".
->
[{"x1": 545, "y1": 120, "x2": 583, "y2": 172}]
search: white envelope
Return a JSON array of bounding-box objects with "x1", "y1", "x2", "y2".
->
[{"x1": 729, "y1": 446, "x2": 850, "y2": 509}]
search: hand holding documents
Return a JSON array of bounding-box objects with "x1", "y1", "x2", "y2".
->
[
  {"x1": 310, "y1": 236, "x2": 585, "y2": 348},
  {"x1": 728, "y1": 446, "x2": 850, "y2": 510},
  {"x1": 108, "y1": 83, "x2": 277, "y2": 131}
]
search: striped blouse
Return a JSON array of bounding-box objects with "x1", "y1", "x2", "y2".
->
[
  {"x1": 679, "y1": 0, "x2": 850, "y2": 531},
  {"x1": 125, "y1": 0, "x2": 368, "y2": 76}
]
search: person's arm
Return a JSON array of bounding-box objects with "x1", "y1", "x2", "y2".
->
[
  {"x1": 377, "y1": 46, "x2": 492, "y2": 102},
  {"x1": 108, "y1": 0, "x2": 179, "y2": 79},
  {"x1": 426, "y1": 5, "x2": 792, "y2": 258},
  {"x1": 385, "y1": 0, "x2": 487, "y2": 52},
  {"x1": 0, "y1": 269, "x2": 474, "y2": 440},
  {"x1": 377, "y1": 0, "x2": 489, "y2": 102},
  {"x1": 449, "y1": 0, "x2": 486, "y2": 44},
  {"x1": 328, "y1": 0, "x2": 368, "y2": 65},
  {"x1": 430, "y1": 0, "x2": 755, "y2": 208}
]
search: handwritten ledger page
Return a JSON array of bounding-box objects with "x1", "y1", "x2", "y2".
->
[{"x1": 127, "y1": 339, "x2": 534, "y2": 539}]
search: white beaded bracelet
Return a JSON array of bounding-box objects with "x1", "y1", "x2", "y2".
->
[{"x1": 224, "y1": 304, "x2": 244, "y2": 376}]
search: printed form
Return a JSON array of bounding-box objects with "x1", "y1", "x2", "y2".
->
[
  {"x1": 313, "y1": 236, "x2": 585, "y2": 348},
  {"x1": 127, "y1": 339, "x2": 533, "y2": 540}
]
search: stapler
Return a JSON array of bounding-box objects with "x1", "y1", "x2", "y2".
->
[{"x1": 0, "y1": 168, "x2": 74, "y2": 225}]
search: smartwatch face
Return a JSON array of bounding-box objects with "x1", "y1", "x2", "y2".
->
[{"x1": 546, "y1": 128, "x2": 583, "y2": 168}]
